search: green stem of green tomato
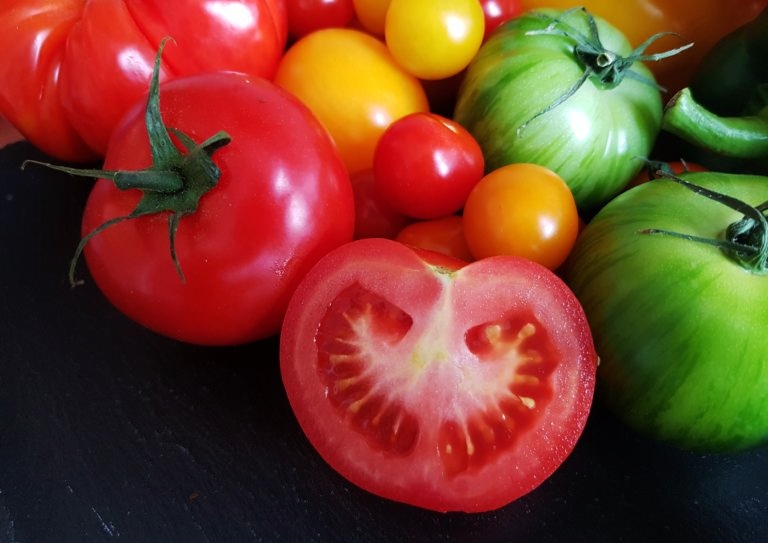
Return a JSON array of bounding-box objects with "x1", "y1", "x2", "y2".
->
[{"x1": 662, "y1": 87, "x2": 768, "y2": 159}]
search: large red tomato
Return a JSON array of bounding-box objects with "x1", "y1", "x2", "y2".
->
[
  {"x1": 280, "y1": 237, "x2": 597, "y2": 512},
  {"x1": 0, "y1": 0, "x2": 287, "y2": 162},
  {"x1": 76, "y1": 70, "x2": 354, "y2": 346}
]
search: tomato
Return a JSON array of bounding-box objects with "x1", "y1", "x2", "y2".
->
[
  {"x1": 518, "y1": 0, "x2": 768, "y2": 95},
  {"x1": 75, "y1": 71, "x2": 354, "y2": 346},
  {"x1": 373, "y1": 112, "x2": 484, "y2": 219},
  {"x1": 564, "y1": 171, "x2": 768, "y2": 452},
  {"x1": 352, "y1": 0, "x2": 391, "y2": 35},
  {"x1": 479, "y1": 0, "x2": 522, "y2": 41},
  {"x1": 384, "y1": 0, "x2": 485, "y2": 80},
  {"x1": 0, "y1": 115, "x2": 22, "y2": 148},
  {"x1": 453, "y1": 8, "x2": 664, "y2": 216},
  {"x1": 626, "y1": 159, "x2": 707, "y2": 190},
  {"x1": 286, "y1": 0, "x2": 355, "y2": 39},
  {"x1": 462, "y1": 163, "x2": 579, "y2": 270},
  {"x1": 280, "y1": 237, "x2": 597, "y2": 512},
  {"x1": 350, "y1": 169, "x2": 412, "y2": 240},
  {"x1": 0, "y1": 0, "x2": 288, "y2": 162},
  {"x1": 395, "y1": 215, "x2": 473, "y2": 262},
  {"x1": 275, "y1": 28, "x2": 429, "y2": 174}
]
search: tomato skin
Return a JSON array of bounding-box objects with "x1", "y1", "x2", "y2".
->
[
  {"x1": 352, "y1": 0, "x2": 391, "y2": 35},
  {"x1": 462, "y1": 163, "x2": 580, "y2": 270},
  {"x1": 286, "y1": 0, "x2": 355, "y2": 38},
  {"x1": 373, "y1": 112, "x2": 484, "y2": 219},
  {"x1": 564, "y1": 172, "x2": 768, "y2": 452},
  {"x1": 395, "y1": 215, "x2": 473, "y2": 261},
  {"x1": 275, "y1": 28, "x2": 429, "y2": 175},
  {"x1": 280, "y1": 237, "x2": 597, "y2": 512},
  {"x1": 453, "y1": 9, "x2": 662, "y2": 216},
  {"x1": 479, "y1": 0, "x2": 522, "y2": 41},
  {"x1": 350, "y1": 169, "x2": 412, "y2": 239},
  {"x1": 519, "y1": 0, "x2": 768, "y2": 95},
  {"x1": 384, "y1": 0, "x2": 485, "y2": 80},
  {"x1": 81, "y1": 72, "x2": 354, "y2": 346},
  {"x1": 0, "y1": 0, "x2": 288, "y2": 161}
]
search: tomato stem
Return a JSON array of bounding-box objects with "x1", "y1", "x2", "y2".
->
[
  {"x1": 640, "y1": 172, "x2": 768, "y2": 274},
  {"x1": 518, "y1": 8, "x2": 692, "y2": 134},
  {"x1": 21, "y1": 37, "x2": 231, "y2": 287}
]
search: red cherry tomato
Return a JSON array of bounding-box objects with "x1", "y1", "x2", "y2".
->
[
  {"x1": 286, "y1": 0, "x2": 355, "y2": 39},
  {"x1": 373, "y1": 112, "x2": 484, "y2": 219},
  {"x1": 479, "y1": 0, "x2": 522, "y2": 40},
  {"x1": 80, "y1": 72, "x2": 354, "y2": 346},
  {"x1": 350, "y1": 168, "x2": 412, "y2": 239},
  {"x1": 280, "y1": 237, "x2": 597, "y2": 512},
  {"x1": 395, "y1": 215, "x2": 474, "y2": 262}
]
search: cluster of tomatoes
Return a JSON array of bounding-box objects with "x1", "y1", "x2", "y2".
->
[{"x1": 2, "y1": 0, "x2": 767, "y2": 515}]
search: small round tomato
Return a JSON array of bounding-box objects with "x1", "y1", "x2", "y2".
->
[
  {"x1": 480, "y1": 0, "x2": 522, "y2": 41},
  {"x1": 352, "y1": 0, "x2": 391, "y2": 35},
  {"x1": 373, "y1": 112, "x2": 484, "y2": 219},
  {"x1": 350, "y1": 168, "x2": 412, "y2": 239},
  {"x1": 462, "y1": 163, "x2": 579, "y2": 270},
  {"x1": 385, "y1": 0, "x2": 485, "y2": 80},
  {"x1": 280, "y1": 237, "x2": 597, "y2": 512},
  {"x1": 395, "y1": 215, "x2": 473, "y2": 261},
  {"x1": 275, "y1": 28, "x2": 429, "y2": 174},
  {"x1": 286, "y1": 0, "x2": 355, "y2": 39}
]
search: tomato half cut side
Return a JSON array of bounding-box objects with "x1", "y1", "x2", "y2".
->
[{"x1": 279, "y1": 238, "x2": 597, "y2": 513}]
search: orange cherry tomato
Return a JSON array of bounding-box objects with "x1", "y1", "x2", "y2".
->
[{"x1": 462, "y1": 163, "x2": 580, "y2": 270}]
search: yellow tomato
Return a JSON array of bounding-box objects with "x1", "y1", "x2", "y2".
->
[
  {"x1": 384, "y1": 0, "x2": 485, "y2": 80},
  {"x1": 274, "y1": 28, "x2": 429, "y2": 174},
  {"x1": 518, "y1": 0, "x2": 768, "y2": 95},
  {"x1": 352, "y1": 0, "x2": 392, "y2": 35}
]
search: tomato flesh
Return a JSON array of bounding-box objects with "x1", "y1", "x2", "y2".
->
[{"x1": 280, "y1": 238, "x2": 597, "y2": 512}]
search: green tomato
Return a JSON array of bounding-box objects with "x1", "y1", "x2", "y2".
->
[
  {"x1": 563, "y1": 171, "x2": 768, "y2": 452},
  {"x1": 453, "y1": 8, "x2": 664, "y2": 216}
]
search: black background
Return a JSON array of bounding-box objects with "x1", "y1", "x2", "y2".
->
[{"x1": 1, "y1": 141, "x2": 766, "y2": 542}]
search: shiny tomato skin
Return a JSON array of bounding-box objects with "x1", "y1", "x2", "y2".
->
[
  {"x1": 518, "y1": 0, "x2": 768, "y2": 95},
  {"x1": 479, "y1": 0, "x2": 522, "y2": 41},
  {"x1": 0, "y1": 0, "x2": 287, "y2": 161},
  {"x1": 286, "y1": 0, "x2": 355, "y2": 38},
  {"x1": 280, "y1": 237, "x2": 597, "y2": 512},
  {"x1": 462, "y1": 163, "x2": 580, "y2": 270},
  {"x1": 81, "y1": 72, "x2": 354, "y2": 346},
  {"x1": 395, "y1": 215, "x2": 474, "y2": 262},
  {"x1": 373, "y1": 112, "x2": 484, "y2": 219},
  {"x1": 352, "y1": 0, "x2": 392, "y2": 35},
  {"x1": 275, "y1": 28, "x2": 429, "y2": 174},
  {"x1": 384, "y1": 0, "x2": 485, "y2": 80}
]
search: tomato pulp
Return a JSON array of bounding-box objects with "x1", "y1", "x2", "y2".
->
[{"x1": 280, "y1": 238, "x2": 597, "y2": 512}]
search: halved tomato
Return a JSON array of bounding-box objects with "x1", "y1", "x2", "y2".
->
[{"x1": 279, "y1": 238, "x2": 597, "y2": 512}]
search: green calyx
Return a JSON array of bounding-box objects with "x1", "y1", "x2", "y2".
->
[
  {"x1": 640, "y1": 172, "x2": 768, "y2": 274},
  {"x1": 518, "y1": 7, "x2": 693, "y2": 134},
  {"x1": 23, "y1": 38, "x2": 231, "y2": 286}
]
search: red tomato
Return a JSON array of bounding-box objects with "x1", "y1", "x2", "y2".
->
[
  {"x1": 462, "y1": 163, "x2": 580, "y2": 270},
  {"x1": 479, "y1": 0, "x2": 522, "y2": 40},
  {"x1": 350, "y1": 169, "x2": 412, "y2": 239},
  {"x1": 280, "y1": 237, "x2": 597, "y2": 512},
  {"x1": 286, "y1": 0, "x2": 355, "y2": 39},
  {"x1": 395, "y1": 215, "x2": 474, "y2": 262},
  {"x1": 373, "y1": 112, "x2": 484, "y2": 219},
  {"x1": 79, "y1": 72, "x2": 354, "y2": 346},
  {"x1": 0, "y1": 0, "x2": 287, "y2": 161}
]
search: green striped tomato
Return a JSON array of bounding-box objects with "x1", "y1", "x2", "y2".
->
[
  {"x1": 563, "y1": 171, "x2": 768, "y2": 452},
  {"x1": 453, "y1": 8, "x2": 664, "y2": 216}
]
